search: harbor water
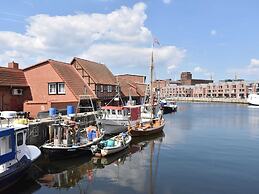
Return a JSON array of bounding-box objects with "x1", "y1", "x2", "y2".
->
[{"x1": 8, "y1": 102, "x2": 259, "y2": 194}]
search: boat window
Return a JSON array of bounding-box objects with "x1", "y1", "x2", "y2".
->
[
  {"x1": 117, "y1": 110, "x2": 122, "y2": 115},
  {"x1": 112, "y1": 110, "x2": 116, "y2": 114},
  {"x1": 0, "y1": 135, "x2": 12, "y2": 155},
  {"x1": 17, "y1": 132, "x2": 23, "y2": 146},
  {"x1": 124, "y1": 109, "x2": 129, "y2": 116}
]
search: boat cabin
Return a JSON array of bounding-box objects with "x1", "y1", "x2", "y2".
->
[
  {"x1": 101, "y1": 105, "x2": 141, "y2": 121},
  {"x1": 0, "y1": 125, "x2": 28, "y2": 171}
]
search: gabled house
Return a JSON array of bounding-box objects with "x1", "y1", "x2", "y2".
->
[
  {"x1": 0, "y1": 62, "x2": 31, "y2": 111},
  {"x1": 23, "y1": 59, "x2": 95, "y2": 118},
  {"x1": 116, "y1": 74, "x2": 146, "y2": 105},
  {"x1": 71, "y1": 57, "x2": 118, "y2": 104}
]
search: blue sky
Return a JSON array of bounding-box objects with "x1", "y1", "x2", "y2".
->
[{"x1": 0, "y1": 0, "x2": 259, "y2": 81}]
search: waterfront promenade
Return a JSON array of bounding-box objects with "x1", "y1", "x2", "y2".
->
[{"x1": 168, "y1": 97, "x2": 248, "y2": 104}]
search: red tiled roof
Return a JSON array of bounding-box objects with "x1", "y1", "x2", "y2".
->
[
  {"x1": 50, "y1": 60, "x2": 96, "y2": 99},
  {"x1": 72, "y1": 57, "x2": 117, "y2": 85},
  {"x1": 117, "y1": 77, "x2": 145, "y2": 97},
  {"x1": 0, "y1": 66, "x2": 28, "y2": 87}
]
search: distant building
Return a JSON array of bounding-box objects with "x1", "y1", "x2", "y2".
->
[
  {"x1": 180, "y1": 72, "x2": 213, "y2": 85},
  {"x1": 0, "y1": 62, "x2": 31, "y2": 111},
  {"x1": 161, "y1": 84, "x2": 194, "y2": 98}
]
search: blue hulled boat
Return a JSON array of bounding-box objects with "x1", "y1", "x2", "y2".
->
[{"x1": 0, "y1": 123, "x2": 41, "y2": 192}]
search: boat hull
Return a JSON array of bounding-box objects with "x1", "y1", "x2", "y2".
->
[
  {"x1": 162, "y1": 106, "x2": 177, "y2": 114},
  {"x1": 247, "y1": 94, "x2": 259, "y2": 106},
  {"x1": 129, "y1": 120, "x2": 165, "y2": 137},
  {"x1": 101, "y1": 119, "x2": 128, "y2": 135},
  {"x1": 0, "y1": 156, "x2": 31, "y2": 192},
  {"x1": 42, "y1": 146, "x2": 93, "y2": 160},
  {"x1": 94, "y1": 134, "x2": 132, "y2": 157},
  {"x1": 101, "y1": 142, "x2": 129, "y2": 156}
]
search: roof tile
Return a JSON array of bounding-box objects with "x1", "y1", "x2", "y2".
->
[
  {"x1": 72, "y1": 57, "x2": 117, "y2": 85},
  {"x1": 0, "y1": 67, "x2": 28, "y2": 87}
]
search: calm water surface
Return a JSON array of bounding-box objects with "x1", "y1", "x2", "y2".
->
[{"x1": 9, "y1": 103, "x2": 259, "y2": 194}]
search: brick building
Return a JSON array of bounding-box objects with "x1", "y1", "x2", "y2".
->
[
  {"x1": 71, "y1": 57, "x2": 118, "y2": 104},
  {"x1": 180, "y1": 72, "x2": 213, "y2": 85},
  {"x1": 23, "y1": 59, "x2": 95, "y2": 118},
  {"x1": 116, "y1": 74, "x2": 146, "y2": 104},
  {"x1": 193, "y1": 80, "x2": 247, "y2": 98},
  {"x1": 0, "y1": 62, "x2": 31, "y2": 111}
]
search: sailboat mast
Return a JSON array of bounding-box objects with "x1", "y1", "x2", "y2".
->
[{"x1": 150, "y1": 46, "x2": 154, "y2": 106}]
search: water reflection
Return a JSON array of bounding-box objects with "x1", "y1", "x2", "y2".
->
[{"x1": 28, "y1": 132, "x2": 165, "y2": 194}]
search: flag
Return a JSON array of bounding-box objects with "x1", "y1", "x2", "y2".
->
[{"x1": 153, "y1": 37, "x2": 160, "y2": 47}]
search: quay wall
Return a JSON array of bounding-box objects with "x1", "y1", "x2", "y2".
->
[{"x1": 167, "y1": 97, "x2": 248, "y2": 104}]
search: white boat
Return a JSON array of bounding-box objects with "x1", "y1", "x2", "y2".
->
[
  {"x1": 99, "y1": 105, "x2": 141, "y2": 134},
  {"x1": 0, "y1": 122, "x2": 41, "y2": 192},
  {"x1": 92, "y1": 132, "x2": 132, "y2": 157},
  {"x1": 247, "y1": 94, "x2": 259, "y2": 106},
  {"x1": 160, "y1": 99, "x2": 177, "y2": 114}
]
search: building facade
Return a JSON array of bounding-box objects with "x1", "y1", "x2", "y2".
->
[
  {"x1": 0, "y1": 62, "x2": 31, "y2": 111},
  {"x1": 23, "y1": 59, "x2": 95, "y2": 118},
  {"x1": 161, "y1": 79, "x2": 256, "y2": 99},
  {"x1": 71, "y1": 57, "x2": 118, "y2": 104}
]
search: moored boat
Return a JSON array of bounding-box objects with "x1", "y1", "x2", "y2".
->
[
  {"x1": 99, "y1": 105, "x2": 141, "y2": 135},
  {"x1": 160, "y1": 99, "x2": 177, "y2": 114},
  {"x1": 91, "y1": 132, "x2": 132, "y2": 157},
  {"x1": 41, "y1": 122, "x2": 104, "y2": 160},
  {"x1": 247, "y1": 93, "x2": 259, "y2": 106},
  {"x1": 128, "y1": 118, "x2": 165, "y2": 137},
  {"x1": 0, "y1": 122, "x2": 41, "y2": 192}
]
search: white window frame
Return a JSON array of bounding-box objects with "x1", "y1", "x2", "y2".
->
[
  {"x1": 48, "y1": 83, "x2": 57, "y2": 94},
  {"x1": 58, "y1": 83, "x2": 65, "y2": 94},
  {"x1": 108, "y1": 85, "x2": 112, "y2": 93}
]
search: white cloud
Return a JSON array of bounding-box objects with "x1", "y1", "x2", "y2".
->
[
  {"x1": 0, "y1": 2, "x2": 185, "y2": 76},
  {"x1": 227, "y1": 58, "x2": 259, "y2": 79},
  {"x1": 194, "y1": 66, "x2": 213, "y2": 79},
  {"x1": 163, "y1": 0, "x2": 172, "y2": 4},
  {"x1": 210, "y1": 29, "x2": 217, "y2": 36}
]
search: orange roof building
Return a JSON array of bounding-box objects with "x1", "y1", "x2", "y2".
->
[{"x1": 23, "y1": 59, "x2": 95, "y2": 118}]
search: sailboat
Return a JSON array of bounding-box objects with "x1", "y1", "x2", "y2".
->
[{"x1": 128, "y1": 40, "x2": 165, "y2": 137}]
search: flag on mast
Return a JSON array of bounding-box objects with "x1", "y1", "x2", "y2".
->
[{"x1": 153, "y1": 37, "x2": 160, "y2": 47}]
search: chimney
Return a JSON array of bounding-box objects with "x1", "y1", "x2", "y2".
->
[{"x1": 8, "y1": 61, "x2": 19, "y2": 69}]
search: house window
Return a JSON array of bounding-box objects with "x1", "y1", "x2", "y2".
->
[
  {"x1": 48, "y1": 83, "x2": 57, "y2": 94},
  {"x1": 108, "y1": 85, "x2": 112, "y2": 93},
  {"x1": 58, "y1": 83, "x2": 65, "y2": 94},
  {"x1": 100, "y1": 85, "x2": 103, "y2": 93},
  {"x1": 48, "y1": 82, "x2": 65, "y2": 95},
  {"x1": 115, "y1": 86, "x2": 119, "y2": 93}
]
